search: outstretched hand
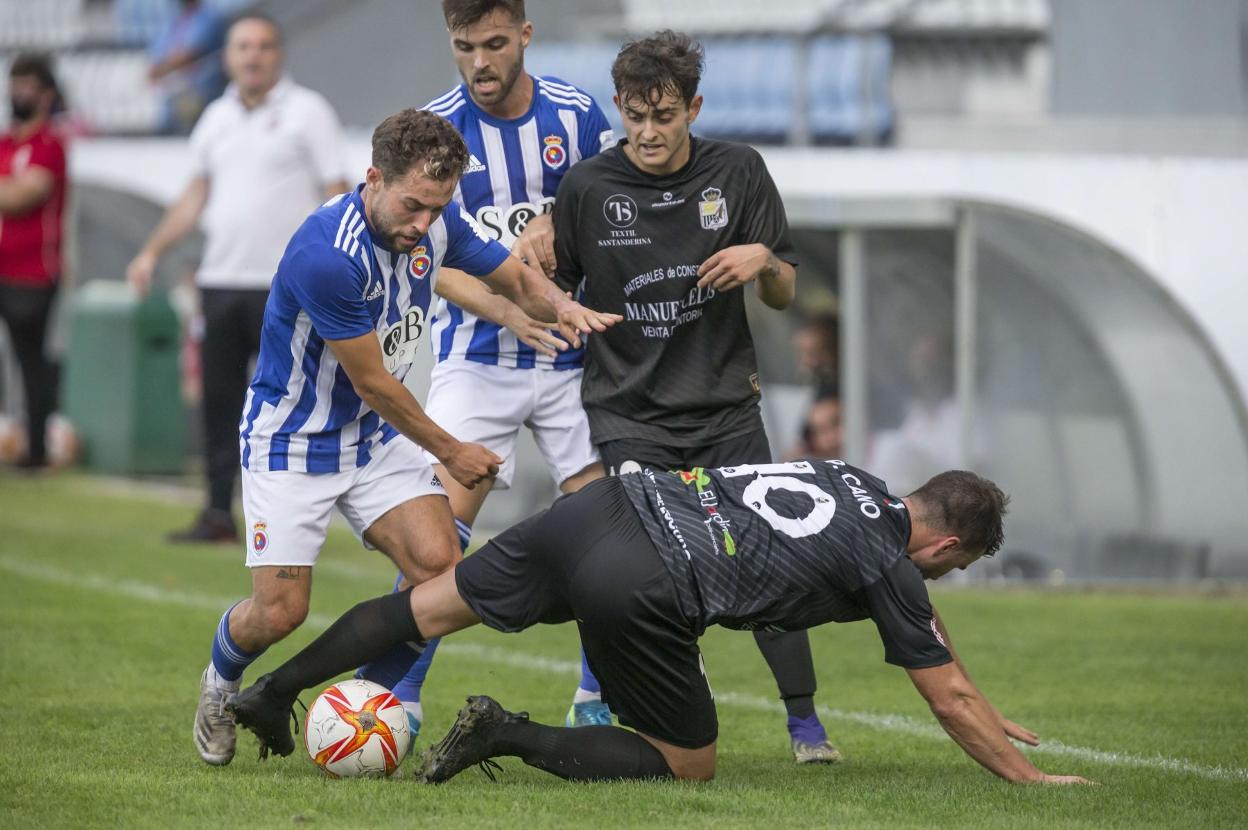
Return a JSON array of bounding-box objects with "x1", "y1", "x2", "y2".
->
[
  {"x1": 1038, "y1": 774, "x2": 1096, "y2": 785},
  {"x1": 1000, "y1": 716, "x2": 1039, "y2": 746},
  {"x1": 555, "y1": 296, "x2": 621, "y2": 349},
  {"x1": 502, "y1": 305, "x2": 566, "y2": 358}
]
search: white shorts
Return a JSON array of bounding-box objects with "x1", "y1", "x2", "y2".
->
[
  {"x1": 241, "y1": 435, "x2": 446, "y2": 568},
  {"x1": 423, "y1": 360, "x2": 599, "y2": 490}
]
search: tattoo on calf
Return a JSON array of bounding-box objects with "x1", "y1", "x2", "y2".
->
[{"x1": 276, "y1": 567, "x2": 304, "y2": 580}]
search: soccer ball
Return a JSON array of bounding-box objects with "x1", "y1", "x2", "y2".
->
[{"x1": 303, "y1": 679, "x2": 409, "y2": 778}]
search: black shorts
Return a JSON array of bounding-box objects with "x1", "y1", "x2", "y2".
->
[
  {"x1": 454, "y1": 477, "x2": 717, "y2": 749},
  {"x1": 597, "y1": 426, "x2": 772, "y2": 474}
]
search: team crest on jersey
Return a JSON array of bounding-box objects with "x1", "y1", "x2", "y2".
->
[
  {"x1": 542, "y1": 135, "x2": 566, "y2": 169},
  {"x1": 252, "y1": 522, "x2": 268, "y2": 554},
  {"x1": 699, "y1": 186, "x2": 728, "y2": 230},
  {"x1": 409, "y1": 246, "x2": 432, "y2": 279}
]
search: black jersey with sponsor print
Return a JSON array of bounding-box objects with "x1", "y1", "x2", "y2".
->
[
  {"x1": 552, "y1": 137, "x2": 797, "y2": 447},
  {"x1": 618, "y1": 458, "x2": 953, "y2": 670}
]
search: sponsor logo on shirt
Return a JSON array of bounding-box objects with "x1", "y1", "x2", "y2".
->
[
  {"x1": 378, "y1": 307, "x2": 426, "y2": 373},
  {"x1": 474, "y1": 198, "x2": 554, "y2": 246},
  {"x1": 464, "y1": 154, "x2": 486, "y2": 174},
  {"x1": 698, "y1": 186, "x2": 728, "y2": 231},
  {"x1": 646, "y1": 469, "x2": 691, "y2": 561},
  {"x1": 409, "y1": 245, "x2": 432, "y2": 279},
  {"x1": 364, "y1": 281, "x2": 385, "y2": 301},
  {"x1": 542, "y1": 135, "x2": 566, "y2": 169},
  {"x1": 603, "y1": 193, "x2": 637, "y2": 228},
  {"x1": 676, "y1": 467, "x2": 737, "y2": 557},
  {"x1": 651, "y1": 190, "x2": 687, "y2": 209},
  {"x1": 598, "y1": 194, "x2": 652, "y2": 248}
]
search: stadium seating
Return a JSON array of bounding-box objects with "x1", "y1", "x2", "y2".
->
[
  {"x1": 808, "y1": 34, "x2": 894, "y2": 144},
  {"x1": 522, "y1": 42, "x2": 622, "y2": 134},
  {"x1": 621, "y1": 0, "x2": 1050, "y2": 35},
  {"x1": 697, "y1": 38, "x2": 797, "y2": 142},
  {"x1": 0, "y1": 0, "x2": 87, "y2": 50},
  {"x1": 58, "y1": 50, "x2": 162, "y2": 133}
]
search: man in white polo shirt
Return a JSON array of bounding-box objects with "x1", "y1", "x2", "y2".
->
[{"x1": 127, "y1": 12, "x2": 349, "y2": 543}]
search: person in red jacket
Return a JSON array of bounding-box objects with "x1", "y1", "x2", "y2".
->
[{"x1": 0, "y1": 54, "x2": 67, "y2": 469}]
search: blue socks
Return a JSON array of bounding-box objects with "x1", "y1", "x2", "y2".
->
[
  {"x1": 210, "y1": 601, "x2": 264, "y2": 684},
  {"x1": 576, "y1": 649, "x2": 602, "y2": 699},
  {"x1": 358, "y1": 517, "x2": 472, "y2": 699}
]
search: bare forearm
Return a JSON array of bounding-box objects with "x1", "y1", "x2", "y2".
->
[
  {"x1": 496, "y1": 264, "x2": 565, "y2": 324},
  {"x1": 755, "y1": 254, "x2": 796, "y2": 310},
  {"x1": 0, "y1": 172, "x2": 52, "y2": 214},
  {"x1": 437, "y1": 268, "x2": 528, "y2": 326},
  {"x1": 933, "y1": 694, "x2": 1042, "y2": 782},
  {"x1": 140, "y1": 179, "x2": 208, "y2": 259},
  {"x1": 357, "y1": 374, "x2": 457, "y2": 461}
]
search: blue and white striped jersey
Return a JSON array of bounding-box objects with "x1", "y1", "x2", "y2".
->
[
  {"x1": 423, "y1": 75, "x2": 614, "y2": 370},
  {"x1": 240, "y1": 185, "x2": 510, "y2": 473}
]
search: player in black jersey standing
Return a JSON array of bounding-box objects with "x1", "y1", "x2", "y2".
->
[
  {"x1": 228, "y1": 460, "x2": 1091, "y2": 786},
  {"x1": 548, "y1": 30, "x2": 837, "y2": 763}
]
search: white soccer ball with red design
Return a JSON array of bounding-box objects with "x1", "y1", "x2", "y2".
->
[{"x1": 303, "y1": 679, "x2": 409, "y2": 778}]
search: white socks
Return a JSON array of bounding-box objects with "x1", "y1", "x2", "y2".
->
[{"x1": 572, "y1": 687, "x2": 602, "y2": 704}]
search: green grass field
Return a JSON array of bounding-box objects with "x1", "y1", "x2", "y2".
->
[{"x1": 1, "y1": 471, "x2": 1245, "y2": 829}]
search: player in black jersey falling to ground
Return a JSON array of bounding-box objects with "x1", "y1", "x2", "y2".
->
[
  {"x1": 551, "y1": 30, "x2": 837, "y2": 763},
  {"x1": 228, "y1": 460, "x2": 1092, "y2": 786}
]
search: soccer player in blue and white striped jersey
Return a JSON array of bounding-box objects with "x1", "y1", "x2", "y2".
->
[
  {"x1": 378, "y1": 0, "x2": 617, "y2": 733},
  {"x1": 192, "y1": 108, "x2": 618, "y2": 767}
]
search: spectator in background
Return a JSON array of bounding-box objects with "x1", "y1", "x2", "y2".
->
[
  {"x1": 127, "y1": 13, "x2": 349, "y2": 542},
  {"x1": 0, "y1": 54, "x2": 68, "y2": 470},
  {"x1": 147, "y1": 0, "x2": 228, "y2": 134},
  {"x1": 788, "y1": 395, "x2": 844, "y2": 461},
  {"x1": 792, "y1": 312, "x2": 839, "y2": 397}
]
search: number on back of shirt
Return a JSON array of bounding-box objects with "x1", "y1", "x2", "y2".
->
[{"x1": 720, "y1": 461, "x2": 837, "y2": 539}]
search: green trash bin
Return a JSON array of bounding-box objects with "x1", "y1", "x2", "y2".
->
[{"x1": 63, "y1": 281, "x2": 185, "y2": 474}]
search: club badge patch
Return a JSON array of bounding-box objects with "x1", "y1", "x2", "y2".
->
[
  {"x1": 699, "y1": 186, "x2": 728, "y2": 230},
  {"x1": 409, "y1": 245, "x2": 431, "y2": 279},
  {"x1": 542, "y1": 135, "x2": 566, "y2": 169},
  {"x1": 252, "y1": 522, "x2": 268, "y2": 554}
]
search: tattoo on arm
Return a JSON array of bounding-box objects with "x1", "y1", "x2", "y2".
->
[
  {"x1": 275, "y1": 567, "x2": 304, "y2": 580},
  {"x1": 759, "y1": 250, "x2": 781, "y2": 280}
]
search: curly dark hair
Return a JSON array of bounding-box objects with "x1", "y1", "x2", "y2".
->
[
  {"x1": 442, "y1": 0, "x2": 525, "y2": 30},
  {"x1": 908, "y1": 471, "x2": 1010, "y2": 557},
  {"x1": 371, "y1": 109, "x2": 469, "y2": 182},
  {"x1": 611, "y1": 30, "x2": 704, "y2": 107}
]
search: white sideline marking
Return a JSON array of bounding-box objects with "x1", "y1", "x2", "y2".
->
[{"x1": 3, "y1": 555, "x2": 1245, "y2": 784}]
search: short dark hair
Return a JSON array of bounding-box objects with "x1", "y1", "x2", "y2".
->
[
  {"x1": 371, "y1": 108, "x2": 469, "y2": 183},
  {"x1": 229, "y1": 11, "x2": 283, "y2": 43},
  {"x1": 9, "y1": 53, "x2": 57, "y2": 90},
  {"x1": 612, "y1": 30, "x2": 703, "y2": 107},
  {"x1": 908, "y1": 471, "x2": 1009, "y2": 558},
  {"x1": 442, "y1": 0, "x2": 525, "y2": 30}
]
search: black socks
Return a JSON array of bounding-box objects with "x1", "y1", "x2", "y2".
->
[
  {"x1": 493, "y1": 719, "x2": 674, "y2": 781},
  {"x1": 269, "y1": 589, "x2": 423, "y2": 699},
  {"x1": 752, "y1": 629, "x2": 818, "y2": 719}
]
